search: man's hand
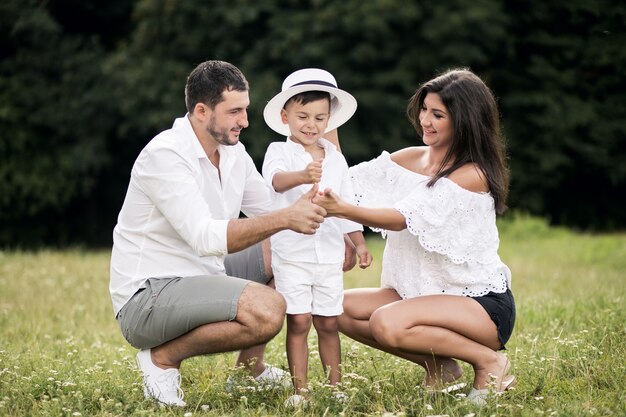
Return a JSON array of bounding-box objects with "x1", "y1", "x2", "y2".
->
[{"x1": 284, "y1": 184, "x2": 326, "y2": 234}]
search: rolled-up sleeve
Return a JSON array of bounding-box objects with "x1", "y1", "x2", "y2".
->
[{"x1": 134, "y1": 147, "x2": 228, "y2": 257}]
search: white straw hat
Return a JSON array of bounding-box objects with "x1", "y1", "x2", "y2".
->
[{"x1": 263, "y1": 68, "x2": 357, "y2": 136}]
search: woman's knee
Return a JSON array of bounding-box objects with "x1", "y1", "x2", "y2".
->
[
  {"x1": 342, "y1": 290, "x2": 361, "y2": 317},
  {"x1": 370, "y1": 308, "x2": 404, "y2": 348}
]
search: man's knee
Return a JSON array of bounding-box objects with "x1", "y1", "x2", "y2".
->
[{"x1": 239, "y1": 283, "x2": 286, "y2": 337}]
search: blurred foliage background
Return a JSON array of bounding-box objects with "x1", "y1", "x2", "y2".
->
[{"x1": 1, "y1": 0, "x2": 625, "y2": 247}]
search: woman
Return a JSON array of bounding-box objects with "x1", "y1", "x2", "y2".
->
[{"x1": 315, "y1": 68, "x2": 516, "y2": 405}]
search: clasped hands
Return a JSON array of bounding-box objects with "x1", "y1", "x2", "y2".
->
[{"x1": 288, "y1": 184, "x2": 343, "y2": 235}]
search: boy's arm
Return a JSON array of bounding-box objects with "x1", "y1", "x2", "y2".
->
[
  {"x1": 342, "y1": 234, "x2": 357, "y2": 272},
  {"x1": 347, "y1": 230, "x2": 372, "y2": 269},
  {"x1": 272, "y1": 159, "x2": 323, "y2": 193}
]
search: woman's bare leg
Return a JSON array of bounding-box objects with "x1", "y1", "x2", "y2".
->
[
  {"x1": 338, "y1": 288, "x2": 462, "y2": 386},
  {"x1": 369, "y1": 295, "x2": 510, "y2": 390}
]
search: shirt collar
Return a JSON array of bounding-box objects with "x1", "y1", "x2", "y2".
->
[
  {"x1": 285, "y1": 136, "x2": 337, "y2": 154},
  {"x1": 173, "y1": 114, "x2": 210, "y2": 160}
]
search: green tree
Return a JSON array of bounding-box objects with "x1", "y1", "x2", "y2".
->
[
  {"x1": 2, "y1": 0, "x2": 624, "y2": 247},
  {"x1": 493, "y1": 0, "x2": 626, "y2": 229},
  {"x1": 108, "y1": 0, "x2": 509, "y2": 163},
  {"x1": 0, "y1": 0, "x2": 116, "y2": 245}
]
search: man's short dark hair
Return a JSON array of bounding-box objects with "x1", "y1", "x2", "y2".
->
[{"x1": 185, "y1": 60, "x2": 249, "y2": 113}]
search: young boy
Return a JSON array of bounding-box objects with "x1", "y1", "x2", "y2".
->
[{"x1": 262, "y1": 68, "x2": 372, "y2": 406}]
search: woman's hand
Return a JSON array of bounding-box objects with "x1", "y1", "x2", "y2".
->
[{"x1": 312, "y1": 188, "x2": 344, "y2": 217}]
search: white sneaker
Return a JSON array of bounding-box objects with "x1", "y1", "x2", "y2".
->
[
  {"x1": 333, "y1": 391, "x2": 348, "y2": 403},
  {"x1": 255, "y1": 365, "x2": 292, "y2": 389},
  {"x1": 284, "y1": 394, "x2": 307, "y2": 408},
  {"x1": 226, "y1": 364, "x2": 292, "y2": 392},
  {"x1": 136, "y1": 349, "x2": 186, "y2": 407}
]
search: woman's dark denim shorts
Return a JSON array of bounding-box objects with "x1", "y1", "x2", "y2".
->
[{"x1": 472, "y1": 288, "x2": 516, "y2": 349}]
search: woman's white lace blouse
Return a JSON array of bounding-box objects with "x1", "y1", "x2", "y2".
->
[{"x1": 349, "y1": 152, "x2": 511, "y2": 299}]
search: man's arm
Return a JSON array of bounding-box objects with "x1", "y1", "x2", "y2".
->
[{"x1": 227, "y1": 185, "x2": 326, "y2": 253}]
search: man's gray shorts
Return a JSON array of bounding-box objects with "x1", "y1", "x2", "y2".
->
[{"x1": 116, "y1": 242, "x2": 269, "y2": 349}]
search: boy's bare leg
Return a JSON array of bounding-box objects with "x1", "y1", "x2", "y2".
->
[
  {"x1": 313, "y1": 315, "x2": 341, "y2": 385},
  {"x1": 286, "y1": 313, "x2": 312, "y2": 393}
]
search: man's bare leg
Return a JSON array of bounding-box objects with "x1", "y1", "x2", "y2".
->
[
  {"x1": 232, "y1": 239, "x2": 278, "y2": 376},
  {"x1": 150, "y1": 282, "x2": 286, "y2": 369}
]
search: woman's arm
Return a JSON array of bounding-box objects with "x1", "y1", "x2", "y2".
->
[
  {"x1": 324, "y1": 129, "x2": 340, "y2": 152},
  {"x1": 314, "y1": 189, "x2": 406, "y2": 231}
]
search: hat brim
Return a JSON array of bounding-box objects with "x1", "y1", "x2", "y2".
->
[{"x1": 263, "y1": 84, "x2": 357, "y2": 137}]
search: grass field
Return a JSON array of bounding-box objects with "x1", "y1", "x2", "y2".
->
[{"x1": 1, "y1": 214, "x2": 625, "y2": 416}]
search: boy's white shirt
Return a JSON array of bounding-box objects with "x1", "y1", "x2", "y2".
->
[{"x1": 262, "y1": 137, "x2": 362, "y2": 264}]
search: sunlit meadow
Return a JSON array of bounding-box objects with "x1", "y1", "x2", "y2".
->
[{"x1": 1, "y1": 215, "x2": 624, "y2": 416}]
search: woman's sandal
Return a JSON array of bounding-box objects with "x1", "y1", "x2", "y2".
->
[
  {"x1": 423, "y1": 361, "x2": 465, "y2": 395},
  {"x1": 425, "y1": 382, "x2": 467, "y2": 395},
  {"x1": 466, "y1": 374, "x2": 517, "y2": 406}
]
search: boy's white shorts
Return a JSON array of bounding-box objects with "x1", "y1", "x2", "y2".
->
[{"x1": 272, "y1": 254, "x2": 344, "y2": 316}]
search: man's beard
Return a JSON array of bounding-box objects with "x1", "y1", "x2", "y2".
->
[{"x1": 207, "y1": 114, "x2": 238, "y2": 146}]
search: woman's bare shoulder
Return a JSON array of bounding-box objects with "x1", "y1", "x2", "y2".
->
[
  {"x1": 390, "y1": 146, "x2": 426, "y2": 167},
  {"x1": 447, "y1": 163, "x2": 489, "y2": 193}
]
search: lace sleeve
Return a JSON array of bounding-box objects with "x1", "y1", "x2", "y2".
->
[
  {"x1": 349, "y1": 152, "x2": 397, "y2": 208},
  {"x1": 349, "y1": 152, "x2": 405, "y2": 236},
  {"x1": 394, "y1": 179, "x2": 501, "y2": 265}
]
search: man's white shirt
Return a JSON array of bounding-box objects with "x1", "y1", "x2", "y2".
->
[{"x1": 110, "y1": 115, "x2": 272, "y2": 315}]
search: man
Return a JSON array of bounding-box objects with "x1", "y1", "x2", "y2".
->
[{"x1": 109, "y1": 60, "x2": 327, "y2": 406}]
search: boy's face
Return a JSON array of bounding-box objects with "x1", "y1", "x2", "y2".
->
[{"x1": 280, "y1": 98, "x2": 330, "y2": 149}]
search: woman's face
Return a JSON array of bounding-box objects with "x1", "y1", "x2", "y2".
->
[{"x1": 419, "y1": 92, "x2": 453, "y2": 149}]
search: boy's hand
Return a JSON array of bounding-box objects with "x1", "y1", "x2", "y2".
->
[
  {"x1": 342, "y1": 235, "x2": 357, "y2": 272},
  {"x1": 302, "y1": 159, "x2": 323, "y2": 184},
  {"x1": 356, "y1": 245, "x2": 372, "y2": 269}
]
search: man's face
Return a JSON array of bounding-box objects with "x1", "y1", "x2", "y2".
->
[{"x1": 205, "y1": 89, "x2": 250, "y2": 146}]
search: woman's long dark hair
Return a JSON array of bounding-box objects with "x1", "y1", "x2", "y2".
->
[{"x1": 406, "y1": 69, "x2": 510, "y2": 214}]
